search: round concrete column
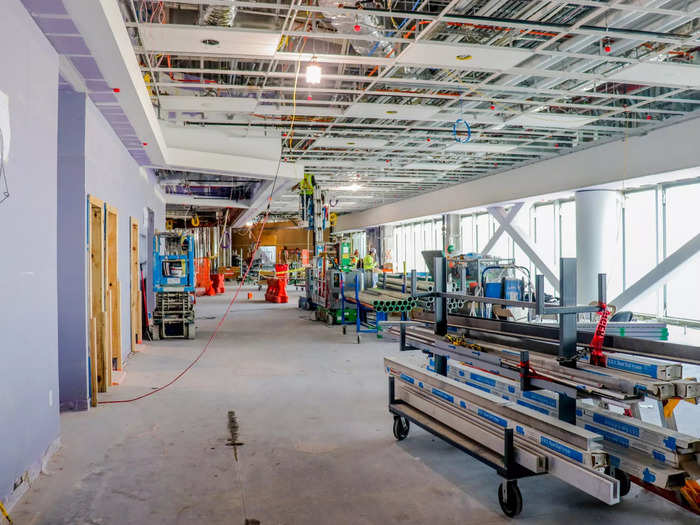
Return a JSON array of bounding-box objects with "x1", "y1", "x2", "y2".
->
[{"x1": 575, "y1": 190, "x2": 622, "y2": 304}]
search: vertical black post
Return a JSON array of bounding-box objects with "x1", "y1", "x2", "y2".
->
[
  {"x1": 400, "y1": 323, "x2": 407, "y2": 351},
  {"x1": 434, "y1": 354, "x2": 448, "y2": 376},
  {"x1": 559, "y1": 258, "x2": 577, "y2": 368},
  {"x1": 503, "y1": 427, "x2": 515, "y2": 476},
  {"x1": 598, "y1": 273, "x2": 607, "y2": 305},
  {"x1": 434, "y1": 256, "x2": 448, "y2": 336},
  {"x1": 389, "y1": 375, "x2": 395, "y2": 404},
  {"x1": 519, "y1": 350, "x2": 530, "y2": 391},
  {"x1": 558, "y1": 393, "x2": 576, "y2": 424}
]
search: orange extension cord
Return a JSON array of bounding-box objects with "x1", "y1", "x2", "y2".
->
[{"x1": 99, "y1": 204, "x2": 274, "y2": 404}]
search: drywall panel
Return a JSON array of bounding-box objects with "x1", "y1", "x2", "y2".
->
[
  {"x1": 337, "y1": 114, "x2": 700, "y2": 230},
  {"x1": 85, "y1": 98, "x2": 165, "y2": 367},
  {"x1": 397, "y1": 42, "x2": 532, "y2": 71},
  {"x1": 0, "y1": 0, "x2": 60, "y2": 508}
]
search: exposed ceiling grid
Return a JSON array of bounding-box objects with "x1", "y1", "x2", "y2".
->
[{"x1": 112, "y1": 0, "x2": 700, "y2": 217}]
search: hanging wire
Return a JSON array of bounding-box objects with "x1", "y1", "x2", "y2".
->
[{"x1": 0, "y1": 127, "x2": 9, "y2": 205}]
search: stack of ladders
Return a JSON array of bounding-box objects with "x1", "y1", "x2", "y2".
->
[
  {"x1": 424, "y1": 357, "x2": 700, "y2": 489},
  {"x1": 387, "y1": 355, "x2": 620, "y2": 505}
]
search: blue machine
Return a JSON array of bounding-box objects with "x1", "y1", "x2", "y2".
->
[
  {"x1": 154, "y1": 233, "x2": 195, "y2": 292},
  {"x1": 153, "y1": 233, "x2": 196, "y2": 339}
]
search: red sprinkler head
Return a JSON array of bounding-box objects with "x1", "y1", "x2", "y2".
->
[
  {"x1": 490, "y1": 104, "x2": 496, "y2": 110},
  {"x1": 604, "y1": 45, "x2": 611, "y2": 53},
  {"x1": 646, "y1": 115, "x2": 652, "y2": 120},
  {"x1": 353, "y1": 24, "x2": 361, "y2": 32}
]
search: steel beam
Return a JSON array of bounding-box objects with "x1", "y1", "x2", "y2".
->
[
  {"x1": 481, "y1": 202, "x2": 523, "y2": 256},
  {"x1": 488, "y1": 206, "x2": 560, "y2": 290},
  {"x1": 610, "y1": 231, "x2": 700, "y2": 310}
]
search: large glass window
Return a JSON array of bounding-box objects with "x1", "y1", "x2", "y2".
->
[
  {"x1": 664, "y1": 183, "x2": 700, "y2": 319},
  {"x1": 560, "y1": 201, "x2": 576, "y2": 258},
  {"x1": 475, "y1": 213, "x2": 489, "y2": 253},
  {"x1": 461, "y1": 215, "x2": 474, "y2": 254},
  {"x1": 623, "y1": 190, "x2": 658, "y2": 315}
]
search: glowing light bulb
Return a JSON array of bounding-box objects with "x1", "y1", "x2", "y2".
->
[{"x1": 306, "y1": 59, "x2": 322, "y2": 84}]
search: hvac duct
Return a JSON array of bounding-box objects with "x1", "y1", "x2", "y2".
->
[
  {"x1": 318, "y1": 0, "x2": 393, "y2": 57},
  {"x1": 198, "y1": 4, "x2": 236, "y2": 26}
]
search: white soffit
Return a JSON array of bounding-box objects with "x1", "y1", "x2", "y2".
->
[
  {"x1": 607, "y1": 62, "x2": 700, "y2": 87},
  {"x1": 160, "y1": 96, "x2": 257, "y2": 113},
  {"x1": 446, "y1": 142, "x2": 518, "y2": 153},
  {"x1": 255, "y1": 104, "x2": 343, "y2": 118},
  {"x1": 139, "y1": 24, "x2": 281, "y2": 57},
  {"x1": 432, "y1": 111, "x2": 504, "y2": 125},
  {"x1": 507, "y1": 113, "x2": 596, "y2": 129},
  {"x1": 397, "y1": 42, "x2": 532, "y2": 71},
  {"x1": 345, "y1": 103, "x2": 438, "y2": 120},
  {"x1": 314, "y1": 137, "x2": 388, "y2": 148},
  {"x1": 404, "y1": 162, "x2": 461, "y2": 170}
]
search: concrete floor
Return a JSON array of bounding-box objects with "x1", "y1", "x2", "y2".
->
[{"x1": 13, "y1": 287, "x2": 698, "y2": 524}]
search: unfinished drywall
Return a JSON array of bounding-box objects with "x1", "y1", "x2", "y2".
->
[
  {"x1": 84, "y1": 98, "x2": 165, "y2": 364},
  {"x1": 0, "y1": 0, "x2": 60, "y2": 507}
]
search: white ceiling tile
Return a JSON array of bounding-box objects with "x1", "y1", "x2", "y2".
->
[
  {"x1": 160, "y1": 96, "x2": 257, "y2": 112},
  {"x1": 139, "y1": 24, "x2": 281, "y2": 57},
  {"x1": 608, "y1": 62, "x2": 700, "y2": 87},
  {"x1": 507, "y1": 113, "x2": 595, "y2": 129},
  {"x1": 397, "y1": 42, "x2": 532, "y2": 71},
  {"x1": 404, "y1": 162, "x2": 461, "y2": 170},
  {"x1": 314, "y1": 137, "x2": 388, "y2": 148},
  {"x1": 344, "y1": 103, "x2": 439, "y2": 120},
  {"x1": 446, "y1": 142, "x2": 518, "y2": 153}
]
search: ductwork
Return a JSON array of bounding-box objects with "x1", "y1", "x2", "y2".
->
[
  {"x1": 318, "y1": 0, "x2": 393, "y2": 57},
  {"x1": 198, "y1": 4, "x2": 235, "y2": 26}
]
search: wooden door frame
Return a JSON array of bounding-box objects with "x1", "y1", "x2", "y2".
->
[
  {"x1": 105, "y1": 205, "x2": 122, "y2": 374},
  {"x1": 88, "y1": 196, "x2": 109, "y2": 395},
  {"x1": 130, "y1": 217, "x2": 141, "y2": 352}
]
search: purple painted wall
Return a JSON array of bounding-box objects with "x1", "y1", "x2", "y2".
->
[
  {"x1": 0, "y1": 0, "x2": 60, "y2": 505},
  {"x1": 84, "y1": 98, "x2": 165, "y2": 364}
]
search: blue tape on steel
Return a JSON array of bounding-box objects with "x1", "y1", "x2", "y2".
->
[
  {"x1": 400, "y1": 373, "x2": 414, "y2": 384},
  {"x1": 576, "y1": 409, "x2": 583, "y2": 417},
  {"x1": 517, "y1": 399, "x2": 551, "y2": 415},
  {"x1": 652, "y1": 450, "x2": 666, "y2": 463},
  {"x1": 664, "y1": 436, "x2": 677, "y2": 451},
  {"x1": 516, "y1": 425, "x2": 525, "y2": 435},
  {"x1": 522, "y1": 390, "x2": 557, "y2": 408},
  {"x1": 508, "y1": 386, "x2": 515, "y2": 393},
  {"x1": 477, "y1": 409, "x2": 508, "y2": 427},
  {"x1": 470, "y1": 372, "x2": 496, "y2": 387},
  {"x1": 459, "y1": 370, "x2": 465, "y2": 376},
  {"x1": 460, "y1": 400, "x2": 467, "y2": 409},
  {"x1": 584, "y1": 424, "x2": 630, "y2": 448},
  {"x1": 432, "y1": 387, "x2": 454, "y2": 404},
  {"x1": 540, "y1": 436, "x2": 584, "y2": 463},
  {"x1": 592, "y1": 413, "x2": 640, "y2": 437},
  {"x1": 419, "y1": 381, "x2": 423, "y2": 389},
  {"x1": 609, "y1": 454, "x2": 621, "y2": 468},
  {"x1": 643, "y1": 468, "x2": 656, "y2": 483},
  {"x1": 502, "y1": 395, "x2": 509, "y2": 400}
]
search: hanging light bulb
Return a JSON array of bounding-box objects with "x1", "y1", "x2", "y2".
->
[{"x1": 306, "y1": 57, "x2": 322, "y2": 84}]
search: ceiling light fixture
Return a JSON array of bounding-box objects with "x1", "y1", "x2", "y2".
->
[
  {"x1": 456, "y1": 54, "x2": 472, "y2": 61},
  {"x1": 306, "y1": 57, "x2": 322, "y2": 84}
]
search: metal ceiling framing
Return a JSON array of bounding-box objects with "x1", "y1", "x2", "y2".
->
[{"x1": 117, "y1": 0, "x2": 700, "y2": 216}]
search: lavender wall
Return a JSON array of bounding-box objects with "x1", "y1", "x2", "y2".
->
[
  {"x1": 84, "y1": 98, "x2": 165, "y2": 361},
  {"x1": 57, "y1": 91, "x2": 89, "y2": 411},
  {"x1": 0, "y1": 0, "x2": 60, "y2": 505}
]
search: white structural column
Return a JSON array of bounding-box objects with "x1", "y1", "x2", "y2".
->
[
  {"x1": 575, "y1": 190, "x2": 622, "y2": 304},
  {"x1": 443, "y1": 214, "x2": 461, "y2": 254},
  {"x1": 488, "y1": 206, "x2": 560, "y2": 290}
]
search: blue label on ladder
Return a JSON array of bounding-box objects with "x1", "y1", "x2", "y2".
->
[
  {"x1": 540, "y1": 437, "x2": 584, "y2": 463},
  {"x1": 431, "y1": 388, "x2": 454, "y2": 404},
  {"x1": 477, "y1": 409, "x2": 507, "y2": 427},
  {"x1": 469, "y1": 372, "x2": 495, "y2": 387},
  {"x1": 592, "y1": 414, "x2": 640, "y2": 437},
  {"x1": 399, "y1": 373, "x2": 414, "y2": 384},
  {"x1": 584, "y1": 424, "x2": 630, "y2": 448}
]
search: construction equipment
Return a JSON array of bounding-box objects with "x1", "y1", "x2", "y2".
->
[
  {"x1": 383, "y1": 256, "x2": 700, "y2": 517},
  {"x1": 152, "y1": 232, "x2": 196, "y2": 339}
]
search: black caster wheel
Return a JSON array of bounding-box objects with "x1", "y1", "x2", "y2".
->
[
  {"x1": 498, "y1": 481, "x2": 523, "y2": 518},
  {"x1": 392, "y1": 416, "x2": 410, "y2": 441},
  {"x1": 342, "y1": 325, "x2": 347, "y2": 335},
  {"x1": 613, "y1": 469, "x2": 631, "y2": 497},
  {"x1": 356, "y1": 335, "x2": 361, "y2": 344},
  {"x1": 298, "y1": 297, "x2": 303, "y2": 308}
]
